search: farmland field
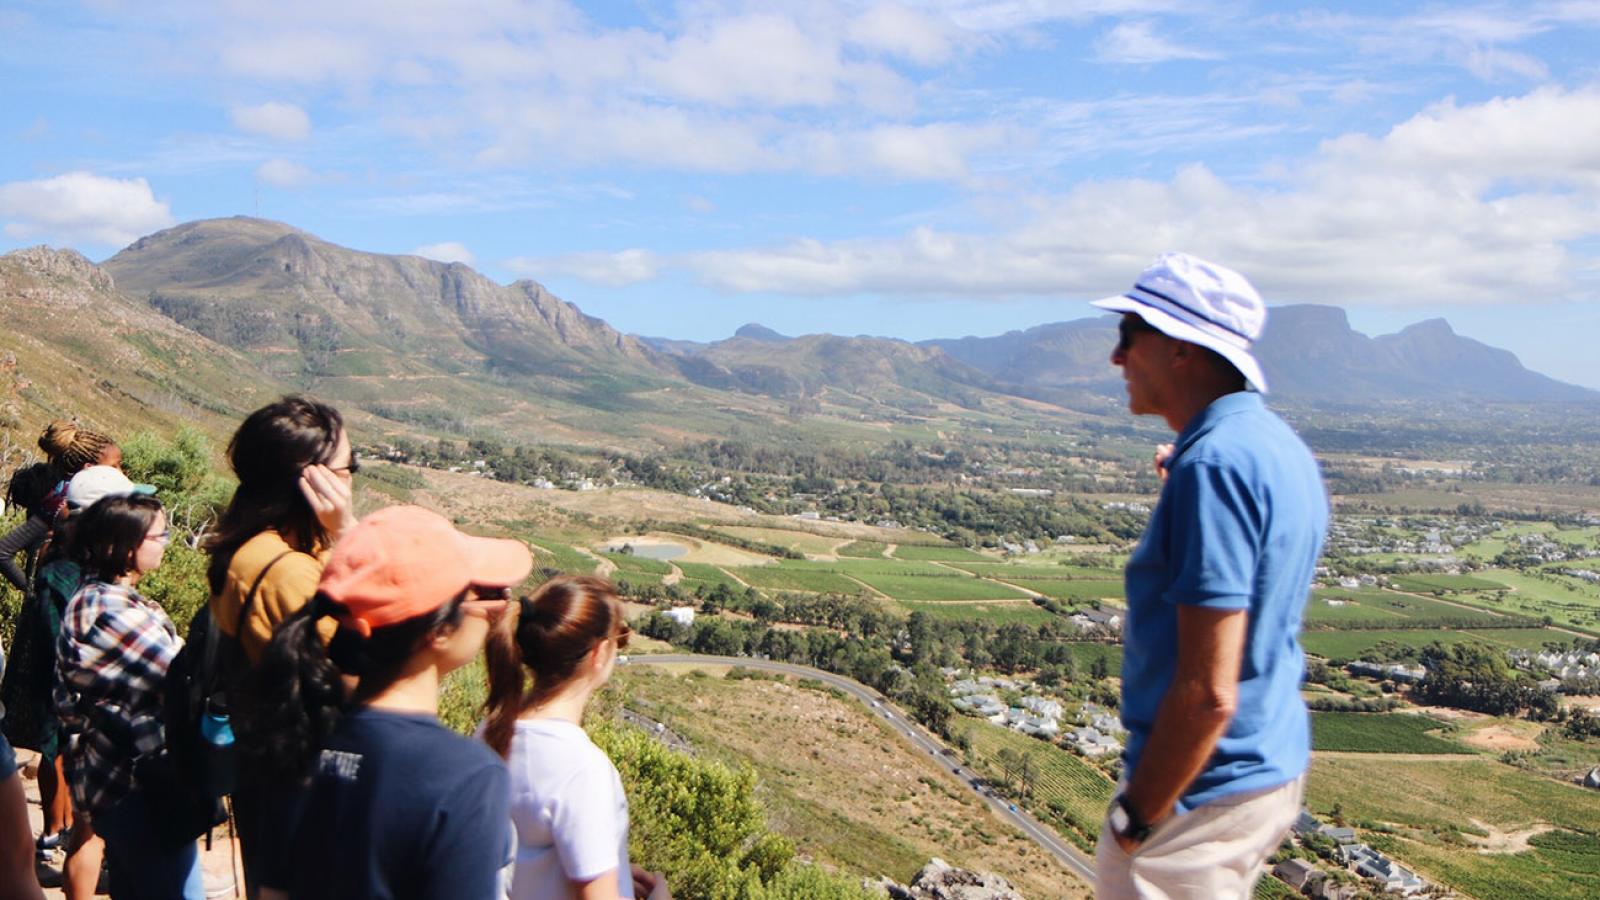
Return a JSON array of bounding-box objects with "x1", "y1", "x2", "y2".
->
[
  {"x1": 954, "y1": 718, "x2": 1115, "y2": 851},
  {"x1": 1446, "y1": 569, "x2": 1600, "y2": 633},
  {"x1": 673, "y1": 562, "x2": 747, "y2": 593},
  {"x1": 1302, "y1": 593, "x2": 1407, "y2": 624},
  {"x1": 1309, "y1": 712, "x2": 1471, "y2": 754},
  {"x1": 848, "y1": 571, "x2": 1031, "y2": 602},
  {"x1": 890, "y1": 544, "x2": 992, "y2": 562},
  {"x1": 836, "y1": 540, "x2": 890, "y2": 558},
  {"x1": 1306, "y1": 588, "x2": 1505, "y2": 625},
  {"x1": 527, "y1": 538, "x2": 601, "y2": 575},
  {"x1": 1307, "y1": 756, "x2": 1600, "y2": 900},
  {"x1": 815, "y1": 559, "x2": 954, "y2": 578},
  {"x1": 1005, "y1": 578, "x2": 1125, "y2": 602},
  {"x1": 897, "y1": 600, "x2": 1059, "y2": 626},
  {"x1": 1388, "y1": 573, "x2": 1508, "y2": 593},
  {"x1": 729, "y1": 564, "x2": 867, "y2": 595},
  {"x1": 943, "y1": 562, "x2": 1119, "y2": 580},
  {"x1": 715, "y1": 526, "x2": 844, "y2": 555},
  {"x1": 1298, "y1": 626, "x2": 1571, "y2": 660}
]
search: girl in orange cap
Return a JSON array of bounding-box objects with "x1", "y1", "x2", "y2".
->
[{"x1": 241, "y1": 505, "x2": 532, "y2": 900}]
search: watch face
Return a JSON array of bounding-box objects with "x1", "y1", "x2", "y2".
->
[{"x1": 1108, "y1": 804, "x2": 1130, "y2": 833}]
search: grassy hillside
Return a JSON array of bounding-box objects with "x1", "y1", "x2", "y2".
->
[{"x1": 616, "y1": 667, "x2": 1088, "y2": 899}]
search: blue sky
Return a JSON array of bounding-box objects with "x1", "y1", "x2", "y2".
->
[{"x1": 5, "y1": 1, "x2": 1600, "y2": 386}]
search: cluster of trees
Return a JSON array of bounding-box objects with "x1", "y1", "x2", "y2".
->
[
  {"x1": 1414, "y1": 643, "x2": 1560, "y2": 719},
  {"x1": 639, "y1": 602, "x2": 1121, "y2": 736},
  {"x1": 1562, "y1": 707, "x2": 1600, "y2": 740},
  {"x1": 382, "y1": 436, "x2": 615, "y2": 486}
]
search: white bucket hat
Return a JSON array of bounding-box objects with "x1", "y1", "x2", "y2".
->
[{"x1": 1091, "y1": 252, "x2": 1270, "y2": 394}]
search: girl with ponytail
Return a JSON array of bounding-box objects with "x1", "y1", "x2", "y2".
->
[
  {"x1": 240, "y1": 506, "x2": 531, "y2": 900},
  {"x1": 482, "y1": 576, "x2": 670, "y2": 900}
]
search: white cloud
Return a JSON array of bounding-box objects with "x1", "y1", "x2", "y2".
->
[
  {"x1": 230, "y1": 101, "x2": 312, "y2": 140},
  {"x1": 1094, "y1": 21, "x2": 1217, "y2": 64},
  {"x1": 508, "y1": 249, "x2": 661, "y2": 287},
  {"x1": 254, "y1": 158, "x2": 315, "y2": 188},
  {"x1": 675, "y1": 88, "x2": 1600, "y2": 306},
  {"x1": 0, "y1": 172, "x2": 174, "y2": 248},
  {"x1": 411, "y1": 241, "x2": 475, "y2": 265},
  {"x1": 639, "y1": 13, "x2": 910, "y2": 111},
  {"x1": 846, "y1": 3, "x2": 957, "y2": 65}
]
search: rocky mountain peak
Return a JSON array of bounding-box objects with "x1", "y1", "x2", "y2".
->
[{"x1": 0, "y1": 246, "x2": 115, "y2": 294}]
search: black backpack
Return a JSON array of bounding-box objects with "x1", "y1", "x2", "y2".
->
[{"x1": 162, "y1": 552, "x2": 290, "y2": 804}]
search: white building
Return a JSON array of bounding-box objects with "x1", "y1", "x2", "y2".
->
[{"x1": 663, "y1": 607, "x2": 696, "y2": 627}]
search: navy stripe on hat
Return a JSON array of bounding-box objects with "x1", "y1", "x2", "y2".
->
[{"x1": 1132, "y1": 282, "x2": 1253, "y2": 342}]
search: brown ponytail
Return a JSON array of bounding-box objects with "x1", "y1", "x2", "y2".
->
[{"x1": 481, "y1": 575, "x2": 626, "y2": 759}]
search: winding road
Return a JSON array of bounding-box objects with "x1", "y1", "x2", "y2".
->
[{"x1": 625, "y1": 653, "x2": 1096, "y2": 883}]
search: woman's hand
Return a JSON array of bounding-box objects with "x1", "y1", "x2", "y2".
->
[{"x1": 299, "y1": 464, "x2": 357, "y2": 543}]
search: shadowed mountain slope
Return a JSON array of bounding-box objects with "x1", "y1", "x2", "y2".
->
[
  {"x1": 0, "y1": 246, "x2": 279, "y2": 444},
  {"x1": 925, "y1": 305, "x2": 1595, "y2": 406}
]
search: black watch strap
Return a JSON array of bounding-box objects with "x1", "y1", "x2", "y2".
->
[{"x1": 1112, "y1": 793, "x2": 1154, "y2": 843}]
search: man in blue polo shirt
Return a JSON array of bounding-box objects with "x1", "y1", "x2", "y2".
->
[{"x1": 1090, "y1": 253, "x2": 1328, "y2": 899}]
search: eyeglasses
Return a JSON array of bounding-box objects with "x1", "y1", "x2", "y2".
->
[
  {"x1": 1116, "y1": 316, "x2": 1160, "y2": 355},
  {"x1": 329, "y1": 456, "x2": 362, "y2": 476},
  {"x1": 144, "y1": 530, "x2": 171, "y2": 545},
  {"x1": 613, "y1": 623, "x2": 632, "y2": 651}
]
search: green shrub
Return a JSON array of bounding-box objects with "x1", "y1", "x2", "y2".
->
[
  {"x1": 142, "y1": 541, "x2": 211, "y2": 631},
  {"x1": 595, "y1": 722, "x2": 872, "y2": 900}
]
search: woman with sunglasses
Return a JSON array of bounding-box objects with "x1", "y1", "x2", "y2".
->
[
  {"x1": 203, "y1": 395, "x2": 357, "y2": 895},
  {"x1": 54, "y1": 494, "x2": 201, "y2": 899},
  {"x1": 483, "y1": 575, "x2": 670, "y2": 900},
  {"x1": 244, "y1": 505, "x2": 531, "y2": 900}
]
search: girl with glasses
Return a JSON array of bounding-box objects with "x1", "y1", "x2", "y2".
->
[
  {"x1": 54, "y1": 494, "x2": 200, "y2": 899},
  {"x1": 483, "y1": 575, "x2": 668, "y2": 900}
]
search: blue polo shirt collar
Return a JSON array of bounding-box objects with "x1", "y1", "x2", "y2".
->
[{"x1": 1172, "y1": 391, "x2": 1262, "y2": 461}]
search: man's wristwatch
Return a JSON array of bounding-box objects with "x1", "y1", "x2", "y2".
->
[{"x1": 1107, "y1": 793, "x2": 1153, "y2": 844}]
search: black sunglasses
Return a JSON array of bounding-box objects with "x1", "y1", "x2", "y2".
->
[
  {"x1": 1116, "y1": 316, "x2": 1160, "y2": 354},
  {"x1": 329, "y1": 456, "x2": 362, "y2": 476}
]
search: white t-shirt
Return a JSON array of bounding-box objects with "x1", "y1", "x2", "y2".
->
[{"x1": 507, "y1": 718, "x2": 633, "y2": 900}]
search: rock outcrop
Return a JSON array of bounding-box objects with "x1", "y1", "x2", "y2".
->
[{"x1": 868, "y1": 858, "x2": 1025, "y2": 900}]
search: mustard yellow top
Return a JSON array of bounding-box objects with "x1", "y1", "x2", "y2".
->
[{"x1": 209, "y1": 529, "x2": 336, "y2": 664}]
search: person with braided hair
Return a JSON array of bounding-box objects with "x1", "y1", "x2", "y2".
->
[{"x1": 0, "y1": 420, "x2": 120, "y2": 592}]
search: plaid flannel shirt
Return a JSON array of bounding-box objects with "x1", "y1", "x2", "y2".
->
[{"x1": 54, "y1": 580, "x2": 182, "y2": 817}]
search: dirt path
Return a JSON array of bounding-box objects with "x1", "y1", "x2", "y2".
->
[
  {"x1": 1465, "y1": 818, "x2": 1556, "y2": 854},
  {"x1": 19, "y1": 750, "x2": 240, "y2": 898},
  {"x1": 663, "y1": 563, "x2": 682, "y2": 586},
  {"x1": 841, "y1": 573, "x2": 892, "y2": 599},
  {"x1": 574, "y1": 545, "x2": 615, "y2": 578}
]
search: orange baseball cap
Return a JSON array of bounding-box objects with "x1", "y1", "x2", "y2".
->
[{"x1": 319, "y1": 505, "x2": 534, "y2": 637}]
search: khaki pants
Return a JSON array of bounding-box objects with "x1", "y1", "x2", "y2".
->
[{"x1": 1094, "y1": 775, "x2": 1305, "y2": 900}]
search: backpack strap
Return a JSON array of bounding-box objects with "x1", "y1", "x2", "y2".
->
[{"x1": 234, "y1": 550, "x2": 295, "y2": 653}]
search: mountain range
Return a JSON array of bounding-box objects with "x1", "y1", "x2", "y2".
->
[{"x1": 0, "y1": 216, "x2": 1590, "y2": 451}]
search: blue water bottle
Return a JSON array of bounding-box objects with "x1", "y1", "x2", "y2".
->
[{"x1": 200, "y1": 706, "x2": 237, "y2": 797}]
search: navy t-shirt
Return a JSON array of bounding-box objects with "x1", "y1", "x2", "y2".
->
[{"x1": 275, "y1": 708, "x2": 511, "y2": 900}]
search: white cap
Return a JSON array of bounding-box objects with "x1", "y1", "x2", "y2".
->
[
  {"x1": 1091, "y1": 252, "x2": 1270, "y2": 393},
  {"x1": 65, "y1": 466, "x2": 155, "y2": 512}
]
